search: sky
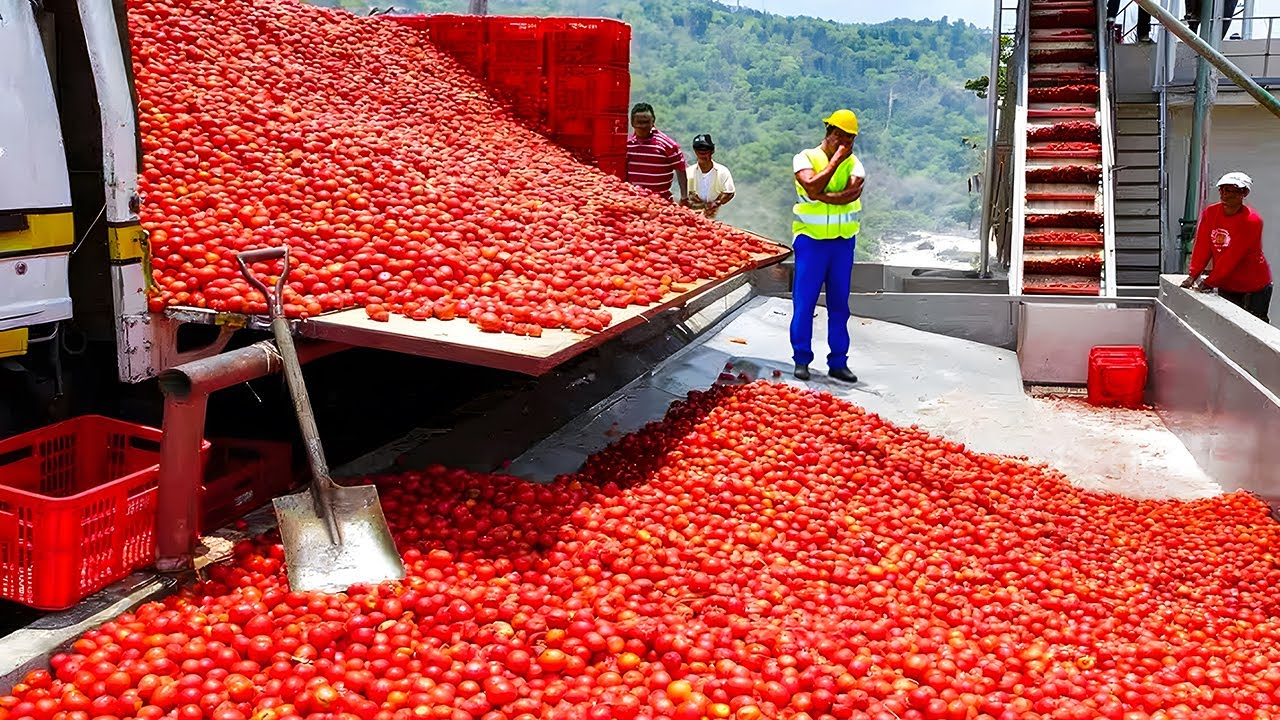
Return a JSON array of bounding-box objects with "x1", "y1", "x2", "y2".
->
[
  {"x1": 735, "y1": 0, "x2": 996, "y2": 28},
  {"x1": 733, "y1": 0, "x2": 1280, "y2": 31}
]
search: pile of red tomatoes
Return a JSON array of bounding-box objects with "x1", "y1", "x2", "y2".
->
[
  {"x1": 6, "y1": 381, "x2": 1280, "y2": 720},
  {"x1": 129, "y1": 0, "x2": 776, "y2": 333}
]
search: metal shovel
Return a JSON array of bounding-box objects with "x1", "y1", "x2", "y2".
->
[{"x1": 237, "y1": 247, "x2": 404, "y2": 593}]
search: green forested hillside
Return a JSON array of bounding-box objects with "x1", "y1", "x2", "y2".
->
[{"x1": 310, "y1": 0, "x2": 992, "y2": 256}]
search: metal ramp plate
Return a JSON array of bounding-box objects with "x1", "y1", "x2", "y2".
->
[{"x1": 296, "y1": 247, "x2": 789, "y2": 376}]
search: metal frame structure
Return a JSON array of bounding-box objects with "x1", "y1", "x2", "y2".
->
[
  {"x1": 1007, "y1": 0, "x2": 1032, "y2": 294},
  {"x1": 1098, "y1": 2, "x2": 1121, "y2": 296}
]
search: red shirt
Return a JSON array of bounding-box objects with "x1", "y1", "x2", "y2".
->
[
  {"x1": 626, "y1": 130, "x2": 683, "y2": 201},
  {"x1": 1188, "y1": 203, "x2": 1271, "y2": 293}
]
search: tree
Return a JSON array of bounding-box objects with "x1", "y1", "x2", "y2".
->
[{"x1": 964, "y1": 34, "x2": 1013, "y2": 100}]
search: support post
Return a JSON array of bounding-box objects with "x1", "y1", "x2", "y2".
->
[
  {"x1": 154, "y1": 339, "x2": 345, "y2": 570},
  {"x1": 978, "y1": 0, "x2": 1004, "y2": 278},
  {"x1": 1137, "y1": 0, "x2": 1280, "y2": 266}
]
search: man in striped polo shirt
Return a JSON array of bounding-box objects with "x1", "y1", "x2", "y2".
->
[{"x1": 626, "y1": 103, "x2": 688, "y2": 204}]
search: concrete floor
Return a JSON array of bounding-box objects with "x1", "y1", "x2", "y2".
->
[{"x1": 510, "y1": 296, "x2": 1218, "y2": 500}]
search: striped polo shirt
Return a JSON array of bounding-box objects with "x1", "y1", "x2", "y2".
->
[{"x1": 626, "y1": 129, "x2": 684, "y2": 201}]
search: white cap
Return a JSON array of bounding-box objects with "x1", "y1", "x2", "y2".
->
[{"x1": 1217, "y1": 171, "x2": 1253, "y2": 190}]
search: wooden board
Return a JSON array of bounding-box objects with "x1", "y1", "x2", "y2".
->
[{"x1": 297, "y1": 245, "x2": 789, "y2": 376}]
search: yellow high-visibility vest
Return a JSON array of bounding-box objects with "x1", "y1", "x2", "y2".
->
[{"x1": 792, "y1": 148, "x2": 861, "y2": 239}]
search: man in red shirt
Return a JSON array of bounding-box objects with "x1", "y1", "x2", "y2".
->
[
  {"x1": 1182, "y1": 172, "x2": 1272, "y2": 322},
  {"x1": 626, "y1": 103, "x2": 687, "y2": 204}
]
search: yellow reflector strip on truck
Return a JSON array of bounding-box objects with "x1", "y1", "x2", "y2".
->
[
  {"x1": 0, "y1": 328, "x2": 29, "y2": 358},
  {"x1": 0, "y1": 212, "x2": 74, "y2": 257},
  {"x1": 107, "y1": 223, "x2": 150, "y2": 262}
]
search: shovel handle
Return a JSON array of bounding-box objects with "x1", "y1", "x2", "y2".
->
[
  {"x1": 236, "y1": 246, "x2": 290, "y2": 318},
  {"x1": 235, "y1": 247, "x2": 342, "y2": 544}
]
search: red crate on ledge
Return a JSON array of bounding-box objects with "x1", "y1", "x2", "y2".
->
[
  {"x1": 1087, "y1": 346, "x2": 1148, "y2": 408},
  {"x1": 201, "y1": 438, "x2": 294, "y2": 533},
  {"x1": 0, "y1": 416, "x2": 209, "y2": 610}
]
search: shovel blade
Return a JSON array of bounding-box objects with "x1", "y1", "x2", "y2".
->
[{"x1": 273, "y1": 485, "x2": 405, "y2": 593}]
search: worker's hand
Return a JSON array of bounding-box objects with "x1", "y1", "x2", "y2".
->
[
  {"x1": 830, "y1": 144, "x2": 852, "y2": 166},
  {"x1": 1194, "y1": 283, "x2": 1213, "y2": 294},
  {"x1": 679, "y1": 194, "x2": 690, "y2": 207},
  {"x1": 1180, "y1": 276, "x2": 1198, "y2": 289}
]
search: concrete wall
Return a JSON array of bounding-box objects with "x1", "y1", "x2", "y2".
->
[
  {"x1": 1151, "y1": 278, "x2": 1280, "y2": 505},
  {"x1": 1166, "y1": 102, "x2": 1280, "y2": 323}
]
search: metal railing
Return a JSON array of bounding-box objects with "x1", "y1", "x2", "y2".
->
[
  {"x1": 979, "y1": 0, "x2": 1025, "y2": 275},
  {"x1": 1007, "y1": 0, "x2": 1032, "y2": 293},
  {"x1": 1099, "y1": 3, "x2": 1120, "y2": 295},
  {"x1": 1111, "y1": 0, "x2": 1280, "y2": 82}
]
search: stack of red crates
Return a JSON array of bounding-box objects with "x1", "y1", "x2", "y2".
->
[
  {"x1": 382, "y1": 14, "x2": 631, "y2": 177},
  {"x1": 543, "y1": 18, "x2": 631, "y2": 176},
  {"x1": 391, "y1": 14, "x2": 489, "y2": 76},
  {"x1": 485, "y1": 17, "x2": 549, "y2": 127}
]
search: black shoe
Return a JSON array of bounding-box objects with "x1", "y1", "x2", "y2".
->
[
  {"x1": 828, "y1": 367, "x2": 858, "y2": 383},
  {"x1": 794, "y1": 364, "x2": 811, "y2": 380}
]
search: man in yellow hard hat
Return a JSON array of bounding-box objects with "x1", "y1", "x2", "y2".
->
[{"x1": 790, "y1": 109, "x2": 866, "y2": 383}]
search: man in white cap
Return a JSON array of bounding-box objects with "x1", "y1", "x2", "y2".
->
[
  {"x1": 790, "y1": 109, "x2": 867, "y2": 382},
  {"x1": 1182, "y1": 171, "x2": 1272, "y2": 322}
]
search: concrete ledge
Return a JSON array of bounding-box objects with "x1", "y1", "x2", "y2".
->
[
  {"x1": 1157, "y1": 274, "x2": 1280, "y2": 398},
  {"x1": 1150, "y1": 301, "x2": 1280, "y2": 506}
]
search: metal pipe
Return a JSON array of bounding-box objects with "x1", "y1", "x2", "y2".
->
[
  {"x1": 154, "y1": 339, "x2": 345, "y2": 570},
  {"x1": 1179, "y1": 0, "x2": 1218, "y2": 268},
  {"x1": 978, "y1": 0, "x2": 1004, "y2": 278}
]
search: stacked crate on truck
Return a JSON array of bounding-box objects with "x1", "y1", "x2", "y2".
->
[
  {"x1": 544, "y1": 18, "x2": 631, "y2": 177},
  {"x1": 485, "y1": 17, "x2": 550, "y2": 128},
  {"x1": 387, "y1": 14, "x2": 631, "y2": 177}
]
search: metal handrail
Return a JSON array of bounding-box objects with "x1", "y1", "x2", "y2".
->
[
  {"x1": 979, "y1": 0, "x2": 1023, "y2": 276},
  {"x1": 1099, "y1": 0, "x2": 1121, "y2": 295},
  {"x1": 1007, "y1": 0, "x2": 1031, "y2": 293}
]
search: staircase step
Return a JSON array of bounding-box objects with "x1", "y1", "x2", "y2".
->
[
  {"x1": 1115, "y1": 103, "x2": 1159, "y2": 119},
  {"x1": 1117, "y1": 268, "x2": 1162, "y2": 284},
  {"x1": 1115, "y1": 198, "x2": 1161, "y2": 217},
  {"x1": 1116, "y1": 217, "x2": 1161, "y2": 232},
  {"x1": 1115, "y1": 134, "x2": 1160, "y2": 151},
  {"x1": 1116, "y1": 184, "x2": 1160, "y2": 200},
  {"x1": 1117, "y1": 150, "x2": 1160, "y2": 166},
  {"x1": 1115, "y1": 233, "x2": 1162, "y2": 249},
  {"x1": 1115, "y1": 117, "x2": 1159, "y2": 135},
  {"x1": 1117, "y1": 249, "x2": 1162, "y2": 266},
  {"x1": 1028, "y1": 147, "x2": 1103, "y2": 159},
  {"x1": 1114, "y1": 167, "x2": 1159, "y2": 184}
]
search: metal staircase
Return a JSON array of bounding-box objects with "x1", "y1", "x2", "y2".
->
[{"x1": 1112, "y1": 98, "x2": 1165, "y2": 291}]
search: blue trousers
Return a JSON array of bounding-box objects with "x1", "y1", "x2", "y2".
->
[{"x1": 790, "y1": 234, "x2": 855, "y2": 368}]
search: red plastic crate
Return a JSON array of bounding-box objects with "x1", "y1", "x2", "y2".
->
[
  {"x1": 384, "y1": 14, "x2": 431, "y2": 31},
  {"x1": 595, "y1": 152, "x2": 627, "y2": 179},
  {"x1": 1087, "y1": 346, "x2": 1148, "y2": 408},
  {"x1": 487, "y1": 16, "x2": 546, "y2": 71},
  {"x1": 550, "y1": 112, "x2": 628, "y2": 141},
  {"x1": 553, "y1": 127, "x2": 627, "y2": 162},
  {"x1": 548, "y1": 67, "x2": 630, "y2": 121},
  {"x1": 424, "y1": 14, "x2": 489, "y2": 75},
  {"x1": 544, "y1": 18, "x2": 630, "y2": 68},
  {"x1": 0, "y1": 416, "x2": 209, "y2": 610},
  {"x1": 485, "y1": 64, "x2": 547, "y2": 125},
  {"x1": 201, "y1": 439, "x2": 294, "y2": 533}
]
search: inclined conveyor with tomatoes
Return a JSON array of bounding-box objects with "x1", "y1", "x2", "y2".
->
[{"x1": 1019, "y1": 0, "x2": 1112, "y2": 296}]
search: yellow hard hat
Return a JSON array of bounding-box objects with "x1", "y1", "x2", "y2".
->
[{"x1": 823, "y1": 109, "x2": 859, "y2": 135}]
